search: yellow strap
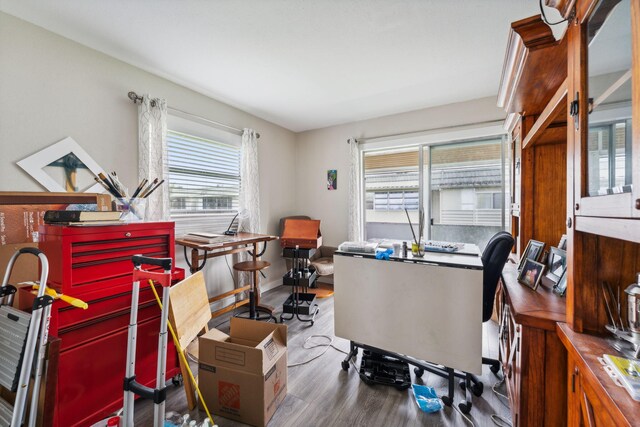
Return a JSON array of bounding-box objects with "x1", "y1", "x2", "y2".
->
[
  {"x1": 148, "y1": 280, "x2": 215, "y2": 425},
  {"x1": 31, "y1": 284, "x2": 88, "y2": 310}
]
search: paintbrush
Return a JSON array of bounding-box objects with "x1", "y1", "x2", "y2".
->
[
  {"x1": 143, "y1": 179, "x2": 165, "y2": 199},
  {"x1": 98, "y1": 172, "x2": 123, "y2": 198},
  {"x1": 404, "y1": 208, "x2": 419, "y2": 246},
  {"x1": 131, "y1": 178, "x2": 148, "y2": 199},
  {"x1": 139, "y1": 178, "x2": 159, "y2": 198}
]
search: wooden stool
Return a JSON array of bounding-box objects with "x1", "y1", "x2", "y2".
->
[{"x1": 233, "y1": 260, "x2": 276, "y2": 322}]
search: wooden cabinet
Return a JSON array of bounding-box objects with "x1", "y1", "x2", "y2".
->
[
  {"x1": 558, "y1": 323, "x2": 639, "y2": 426},
  {"x1": 38, "y1": 222, "x2": 184, "y2": 427},
  {"x1": 499, "y1": 1, "x2": 640, "y2": 424},
  {"x1": 497, "y1": 265, "x2": 567, "y2": 427}
]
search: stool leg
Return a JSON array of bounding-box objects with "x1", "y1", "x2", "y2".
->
[{"x1": 249, "y1": 289, "x2": 256, "y2": 319}]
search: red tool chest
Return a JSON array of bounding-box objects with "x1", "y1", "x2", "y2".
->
[{"x1": 38, "y1": 222, "x2": 184, "y2": 427}]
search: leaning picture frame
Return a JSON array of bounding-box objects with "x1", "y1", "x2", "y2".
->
[
  {"x1": 518, "y1": 258, "x2": 546, "y2": 291},
  {"x1": 517, "y1": 239, "x2": 545, "y2": 272},
  {"x1": 545, "y1": 246, "x2": 567, "y2": 284},
  {"x1": 553, "y1": 270, "x2": 568, "y2": 296}
]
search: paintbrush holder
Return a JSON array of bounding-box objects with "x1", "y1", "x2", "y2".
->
[{"x1": 115, "y1": 198, "x2": 147, "y2": 222}]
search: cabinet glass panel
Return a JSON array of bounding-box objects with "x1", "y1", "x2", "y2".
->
[{"x1": 587, "y1": 0, "x2": 632, "y2": 197}]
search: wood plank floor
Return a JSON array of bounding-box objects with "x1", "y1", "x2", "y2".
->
[{"x1": 135, "y1": 286, "x2": 511, "y2": 427}]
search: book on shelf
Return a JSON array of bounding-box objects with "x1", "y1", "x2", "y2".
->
[{"x1": 44, "y1": 210, "x2": 121, "y2": 223}]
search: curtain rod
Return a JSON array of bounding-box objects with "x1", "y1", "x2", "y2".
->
[
  {"x1": 346, "y1": 119, "x2": 505, "y2": 144},
  {"x1": 128, "y1": 91, "x2": 260, "y2": 139}
]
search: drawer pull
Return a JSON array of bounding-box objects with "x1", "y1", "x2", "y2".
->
[{"x1": 125, "y1": 232, "x2": 132, "y2": 237}]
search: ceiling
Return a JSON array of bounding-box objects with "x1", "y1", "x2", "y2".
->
[{"x1": 0, "y1": 1, "x2": 551, "y2": 132}]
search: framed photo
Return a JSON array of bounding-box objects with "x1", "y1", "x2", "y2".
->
[
  {"x1": 518, "y1": 258, "x2": 546, "y2": 291},
  {"x1": 517, "y1": 239, "x2": 545, "y2": 272},
  {"x1": 553, "y1": 270, "x2": 568, "y2": 296},
  {"x1": 558, "y1": 234, "x2": 567, "y2": 250},
  {"x1": 545, "y1": 247, "x2": 566, "y2": 284},
  {"x1": 327, "y1": 169, "x2": 337, "y2": 190}
]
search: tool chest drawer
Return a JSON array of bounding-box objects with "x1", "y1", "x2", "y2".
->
[
  {"x1": 56, "y1": 283, "x2": 165, "y2": 333},
  {"x1": 39, "y1": 223, "x2": 174, "y2": 296}
]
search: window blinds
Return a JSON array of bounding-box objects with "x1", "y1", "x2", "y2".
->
[{"x1": 167, "y1": 130, "x2": 241, "y2": 236}]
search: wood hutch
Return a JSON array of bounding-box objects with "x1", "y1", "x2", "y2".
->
[{"x1": 497, "y1": 0, "x2": 640, "y2": 425}]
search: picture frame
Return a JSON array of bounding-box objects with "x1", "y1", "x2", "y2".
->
[
  {"x1": 553, "y1": 270, "x2": 568, "y2": 296},
  {"x1": 17, "y1": 137, "x2": 106, "y2": 194},
  {"x1": 327, "y1": 169, "x2": 337, "y2": 190},
  {"x1": 517, "y1": 239, "x2": 545, "y2": 272},
  {"x1": 545, "y1": 246, "x2": 566, "y2": 284},
  {"x1": 518, "y1": 258, "x2": 546, "y2": 291}
]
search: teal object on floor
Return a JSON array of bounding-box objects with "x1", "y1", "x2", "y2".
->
[{"x1": 412, "y1": 384, "x2": 443, "y2": 413}]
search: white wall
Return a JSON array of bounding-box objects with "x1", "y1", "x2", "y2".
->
[
  {"x1": 294, "y1": 97, "x2": 506, "y2": 246},
  {"x1": 0, "y1": 12, "x2": 297, "y2": 303}
]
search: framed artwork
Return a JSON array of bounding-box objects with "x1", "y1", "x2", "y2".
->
[
  {"x1": 17, "y1": 137, "x2": 105, "y2": 193},
  {"x1": 327, "y1": 169, "x2": 337, "y2": 190},
  {"x1": 545, "y1": 246, "x2": 567, "y2": 284},
  {"x1": 518, "y1": 259, "x2": 546, "y2": 291},
  {"x1": 517, "y1": 239, "x2": 545, "y2": 271},
  {"x1": 553, "y1": 270, "x2": 568, "y2": 296}
]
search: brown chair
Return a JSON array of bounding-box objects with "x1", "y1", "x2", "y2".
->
[
  {"x1": 279, "y1": 216, "x2": 337, "y2": 297},
  {"x1": 233, "y1": 260, "x2": 277, "y2": 322}
]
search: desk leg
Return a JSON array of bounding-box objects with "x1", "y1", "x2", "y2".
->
[
  {"x1": 190, "y1": 248, "x2": 200, "y2": 274},
  {"x1": 253, "y1": 241, "x2": 274, "y2": 315}
]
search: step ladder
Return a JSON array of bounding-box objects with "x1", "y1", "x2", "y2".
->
[{"x1": 0, "y1": 248, "x2": 53, "y2": 427}]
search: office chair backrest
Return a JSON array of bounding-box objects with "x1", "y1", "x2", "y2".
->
[{"x1": 481, "y1": 231, "x2": 515, "y2": 322}]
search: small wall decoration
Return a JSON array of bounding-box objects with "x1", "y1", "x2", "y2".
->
[
  {"x1": 17, "y1": 137, "x2": 106, "y2": 193},
  {"x1": 327, "y1": 169, "x2": 337, "y2": 190}
]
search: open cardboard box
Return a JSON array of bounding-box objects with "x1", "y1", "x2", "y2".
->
[{"x1": 199, "y1": 318, "x2": 288, "y2": 427}]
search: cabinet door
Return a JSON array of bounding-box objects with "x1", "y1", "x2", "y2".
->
[
  {"x1": 568, "y1": 356, "x2": 619, "y2": 427},
  {"x1": 572, "y1": 0, "x2": 638, "y2": 218}
]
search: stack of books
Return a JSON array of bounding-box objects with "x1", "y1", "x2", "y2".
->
[
  {"x1": 44, "y1": 210, "x2": 123, "y2": 226},
  {"x1": 182, "y1": 232, "x2": 236, "y2": 244}
]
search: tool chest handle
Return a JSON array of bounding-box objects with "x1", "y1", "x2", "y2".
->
[{"x1": 131, "y1": 255, "x2": 172, "y2": 271}]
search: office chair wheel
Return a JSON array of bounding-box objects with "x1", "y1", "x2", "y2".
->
[
  {"x1": 459, "y1": 380, "x2": 483, "y2": 396},
  {"x1": 490, "y1": 363, "x2": 501, "y2": 374},
  {"x1": 413, "y1": 367, "x2": 424, "y2": 378},
  {"x1": 341, "y1": 360, "x2": 350, "y2": 371},
  {"x1": 441, "y1": 395, "x2": 453, "y2": 407},
  {"x1": 458, "y1": 400, "x2": 472, "y2": 414}
]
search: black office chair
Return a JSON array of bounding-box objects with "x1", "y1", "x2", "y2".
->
[{"x1": 461, "y1": 231, "x2": 514, "y2": 396}]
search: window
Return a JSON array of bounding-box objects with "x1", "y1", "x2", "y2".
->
[
  {"x1": 363, "y1": 135, "x2": 508, "y2": 248},
  {"x1": 167, "y1": 114, "x2": 241, "y2": 235}
]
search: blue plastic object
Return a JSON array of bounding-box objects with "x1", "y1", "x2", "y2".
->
[
  {"x1": 375, "y1": 248, "x2": 394, "y2": 260},
  {"x1": 412, "y1": 384, "x2": 443, "y2": 413}
]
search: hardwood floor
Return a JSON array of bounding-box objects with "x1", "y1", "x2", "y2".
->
[{"x1": 134, "y1": 286, "x2": 511, "y2": 426}]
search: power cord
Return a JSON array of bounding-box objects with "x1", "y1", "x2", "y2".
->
[
  {"x1": 287, "y1": 335, "x2": 349, "y2": 368},
  {"x1": 490, "y1": 377, "x2": 513, "y2": 426},
  {"x1": 452, "y1": 404, "x2": 475, "y2": 426}
]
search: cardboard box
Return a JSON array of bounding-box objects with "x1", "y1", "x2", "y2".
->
[
  {"x1": 280, "y1": 218, "x2": 322, "y2": 249},
  {"x1": 199, "y1": 318, "x2": 288, "y2": 427}
]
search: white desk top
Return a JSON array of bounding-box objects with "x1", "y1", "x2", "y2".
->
[{"x1": 335, "y1": 243, "x2": 483, "y2": 270}]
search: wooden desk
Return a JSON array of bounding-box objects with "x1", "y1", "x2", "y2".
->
[{"x1": 175, "y1": 233, "x2": 278, "y2": 318}]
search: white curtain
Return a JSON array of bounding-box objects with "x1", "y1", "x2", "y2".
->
[
  {"x1": 239, "y1": 128, "x2": 261, "y2": 233},
  {"x1": 348, "y1": 138, "x2": 362, "y2": 241},
  {"x1": 138, "y1": 95, "x2": 168, "y2": 221}
]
